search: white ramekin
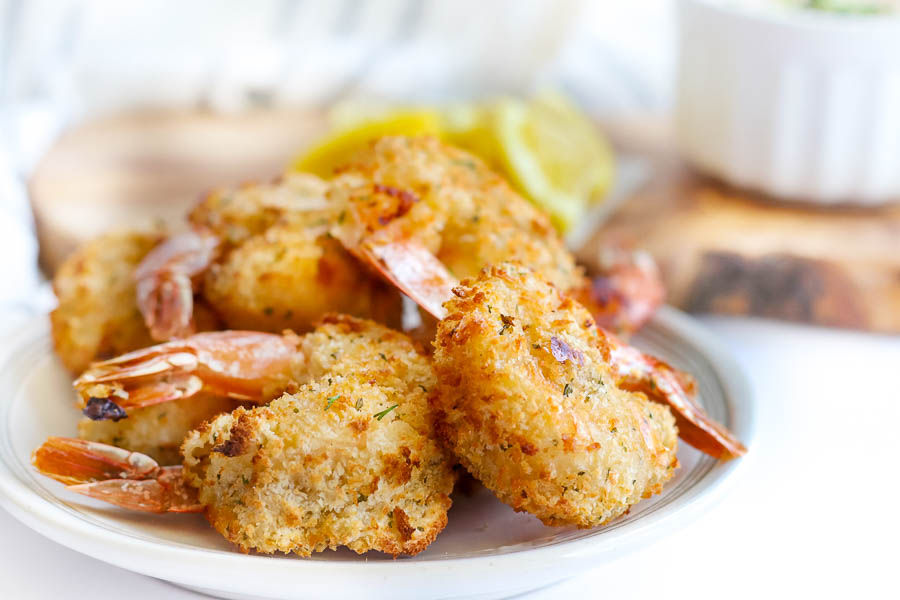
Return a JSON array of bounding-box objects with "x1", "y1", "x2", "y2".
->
[{"x1": 676, "y1": 0, "x2": 900, "y2": 205}]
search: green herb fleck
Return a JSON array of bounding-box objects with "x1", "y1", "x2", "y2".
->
[
  {"x1": 379, "y1": 352, "x2": 388, "y2": 361},
  {"x1": 418, "y1": 384, "x2": 428, "y2": 393},
  {"x1": 357, "y1": 493, "x2": 368, "y2": 502},
  {"x1": 374, "y1": 404, "x2": 399, "y2": 421},
  {"x1": 563, "y1": 382, "x2": 573, "y2": 397},
  {"x1": 325, "y1": 395, "x2": 340, "y2": 411}
]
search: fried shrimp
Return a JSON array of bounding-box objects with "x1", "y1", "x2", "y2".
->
[
  {"x1": 35, "y1": 315, "x2": 455, "y2": 556},
  {"x1": 201, "y1": 217, "x2": 400, "y2": 332},
  {"x1": 50, "y1": 231, "x2": 162, "y2": 374},
  {"x1": 180, "y1": 314, "x2": 454, "y2": 556},
  {"x1": 51, "y1": 230, "x2": 221, "y2": 374},
  {"x1": 329, "y1": 135, "x2": 665, "y2": 333},
  {"x1": 330, "y1": 135, "x2": 585, "y2": 293},
  {"x1": 332, "y1": 137, "x2": 744, "y2": 460},
  {"x1": 136, "y1": 173, "x2": 401, "y2": 340},
  {"x1": 433, "y1": 263, "x2": 678, "y2": 527}
]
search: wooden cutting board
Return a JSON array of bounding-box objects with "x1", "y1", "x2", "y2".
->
[{"x1": 30, "y1": 109, "x2": 900, "y2": 333}]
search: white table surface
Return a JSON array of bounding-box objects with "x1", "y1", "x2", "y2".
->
[{"x1": 2, "y1": 315, "x2": 898, "y2": 600}]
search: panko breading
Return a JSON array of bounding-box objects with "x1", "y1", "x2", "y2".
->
[
  {"x1": 51, "y1": 230, "x2": 222, "y2": 374},
  {"x1": 203, "y1": 220, "x2": 401, "y2": 332},
  {"x1": 189, "y1": 173, "x2": 330, "y2": 244},
  {"x1": 329, "y1": 135, "x2": 586, "y2": 293},
  {"x1": 190, "y1": 173, "x2": 402, "y2": 332},
  {"x1": 181, "y1": 314, "x2": 455, "y2": 556},
  {"x1": 50, "y1": 231, "x2": 161, "y2": 374},
  {"x1": 78, "y1": 394, "x2": 239, "y2": 465},
  {"x1": 433, "y1": 263, "x2": 678, "y2": 528}
]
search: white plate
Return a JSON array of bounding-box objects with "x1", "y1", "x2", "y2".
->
[{"x1": 0, "y1": 308, "x2": 755, "y2": 600}]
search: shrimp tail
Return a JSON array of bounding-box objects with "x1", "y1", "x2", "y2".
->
[
  {"x1": 602, "y1": 332, "x2": 747, "y2": 460},
  {"x1": 74, "y1": 332, "x2": 300, "y2": 419},
  {"x1": 134, "y1": 229, "x2": 221, "y2": 341},
  {"x1": 31, "y1": 437, "x2": 202, "y2": 513},
  {"x1": 576, "y1": 247, "x2": 665, "y2": 335}
]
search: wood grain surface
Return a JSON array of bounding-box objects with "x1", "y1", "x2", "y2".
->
[{"x1": 29, "y1": 109, "x2": 900, "y2": 332}]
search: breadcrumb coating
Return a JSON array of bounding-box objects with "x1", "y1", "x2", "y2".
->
[
  {"x1": 50, "y1": 231, "x2": 161, "y2": 374},
  {"x1": 182, "y1": 315, "x2": 454, "y2": 556},
  {"x1": 433, "y1": 263, "x2": 678, "y2": 527},
  {"x1": 78, "y1": 394, "x2": 239, "y2": 465},
  {"x1": 51, "y1": 230, "x2": 222, "y2": 374},
  {"x1": 329, "y1": 136, "x2": 585, "y2": 293},
  {"x1": 192, "y1": 173, "x2": 402, "y2": 332}
]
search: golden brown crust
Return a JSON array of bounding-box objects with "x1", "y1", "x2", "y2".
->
[
  {"x1": 329, "y1": 136, "x2": 586, "y2": 292},
  {"x1": 50, "y1": 231, "x2": 161, "y2": 374},
  {"x1": 181, "y1": 316, "x2": 454, "y2": 556},
  {"x1": 192, "y1": 173, "x2": 402, "y2": 332},
  {"x1": 432, "y1": 263, "x2": 678, "y2": 528},
  {"x1": 77, "y1": 394, "x2": 239, "y2": 465},
  {"x1": 51, "y1": 230, "x2": 224, "y2": 374},
  {"x1": 202, "y1": 220, "x2": 401, "y2": 333}
]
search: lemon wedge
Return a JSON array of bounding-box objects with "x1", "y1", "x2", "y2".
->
[
  {"x1": 290, "y1": 110, "x2": 443, "y2": 177},
  {"x1": 492, "y1": 93, "x2": 615, "y2": 232}
]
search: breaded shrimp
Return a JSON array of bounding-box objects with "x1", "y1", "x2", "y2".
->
[
  {"x1": 330, "y1": 135, "x2": 586, "y2": 295},
  {"x1": 201, "y1": 216, "x2": 400, "y2": 333},
  {"x1": 35, "y1": 315, "x2": 455, "y2": 557},
  {"x1": 50, "y1": 230, "x2": 161, "y2": 374},
  {"x1": 51, "y1": 230, "x2": 221, "y2": 374},
  {"x1": 433, "y1": 263, "x2": 678, "y2": 527},
  {"x1": 136, "y1": 173, "x2": 402, "y2": 340},
  {"x1": 332, "y1": 139, "x2": 744, "y2": 459}
]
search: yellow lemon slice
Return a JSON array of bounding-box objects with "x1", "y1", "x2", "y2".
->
[
  {"x1": 439, "y1": 104, "x2": 504, "y2": 172},
  {"x1": 492, "y1": 93, "x2": 615, "y2": 232},
  {"x1": 290, "y1": 110, "x2": 443, "y2": 177}
]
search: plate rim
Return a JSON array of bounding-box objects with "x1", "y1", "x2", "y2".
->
[{"x1": 0, "y1": 308, "x2": 756, "y2": 596}]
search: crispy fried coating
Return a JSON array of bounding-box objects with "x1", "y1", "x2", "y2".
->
[
  {"x1": 432, "y1": 263, "x2": 678, "y2": 528},
  {"x1": 329, "y1": 136, "x2": 585, "y2": 292},
  {"x1": 192, "y1": 173, "x2": 402, "y2": 332},
  {"x1": 181, "y1": 315, "x2": 454, "y2": 556},
  {"x1": 189, "y1": 173, "x2": 330, "y2": 244},
  {"x1": 203, "y1": 219, "x2": 401, "y2": 332},
  {"x1": 50, "y1": 231, "x2": 161, "y2": 374},
  {"x1": 51, "y1": 230, "x2": 220, "y2": 374},
  {"x1": 78, "y1": 394, "x2": 239, "y2": 465}
]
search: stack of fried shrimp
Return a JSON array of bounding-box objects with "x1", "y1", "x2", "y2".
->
[{"x1": 37, "y1": 136, "x2": 742, "y2": 559}]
